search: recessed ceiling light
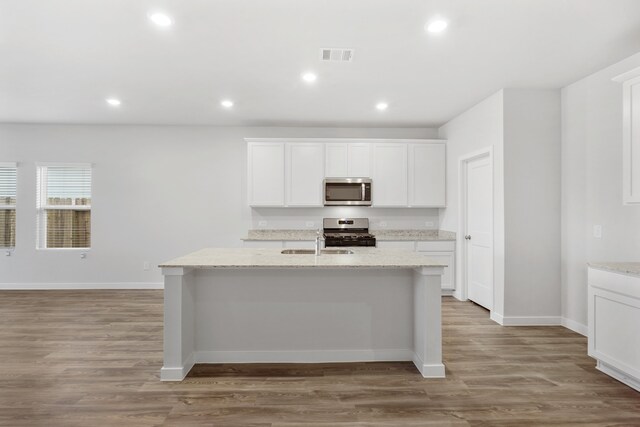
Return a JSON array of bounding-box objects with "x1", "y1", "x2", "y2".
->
[
  {"x1": 426, "y1": 19, "x2": 448, "y2": 33},
  {"x1": 106, "y1": 98, "x2": 121, "y2": 107},
  {"x1": 148, "y1": 12, "x2": 173, "y2": 27},
  {"x1": 302, "y1": 72, "x2": 317, "y2": 83},
  {"x1": 220, "y1": 99, "x2": 234, "y2": 108},
  {"x1": 376, "y1": 102, "x2": 388, "y2": 111}
]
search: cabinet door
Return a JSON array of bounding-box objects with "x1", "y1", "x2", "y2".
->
[
  {"x1": 348, "y1": 143, "x2": 372, "y2": 177},
  {"x1": 417, "y1": 251, "x2": 455, "y2": 291},
  {"x1": 286, "y1": 143, "x2": 325, "y2": 206},
  {"x1": 247, "y1": 142, "x2": 285, "y2": 206},
  {"x1": 623, "y1": 75, "x2": 640, "y2": 204},
  {"x1": 372, "y1": 143, "x2": 408, "y2": 206},
  {"x1": 408, "y1": 143, "x2": 446, "y2": 207},
  {"x1": 325, "y1": 143, "x2": 348, "y2": 177}
]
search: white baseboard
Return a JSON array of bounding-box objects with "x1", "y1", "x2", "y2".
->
[
  {"x1": 491, "y1": 313, "x2": 562, "y2": 326},
  {"x1": 195, "y1": 349, "x2": 414, "y2": 364},
  {"x1": 597, "y1": 361, "x2": 640, "y2": 393},
  {"x1": 412, "y1": 353, "x2": 446, "y2": 378},
  {"x1": 561, "y1": 317, "x2": 588, "y2": 336},
  {"x1": 0, "y1": 282, "x2": 163, "y2": 290},
  {"x1": 160, "y1": 353, "x2": 195, "y2": 381},
  {"x1": 489, "y1": 311, "x2": 504, "y2": 325}
]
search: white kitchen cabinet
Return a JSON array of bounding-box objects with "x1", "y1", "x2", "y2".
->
[
  {"x1": 372, "y1": 143, "x2": 408, "y2": 206},
  {"x1": 376, "y1": 240, "x2": 455, "y2": 292},
  {"x1": 408, "y1": 143, "x2": 446, "y2": 207},
  {"x1": 588, "y1": 266, "x2": 640, "y2": 392},
  {"x1": 286, "y1": 143, "x2": 325, "y2": 206},
  {"x1": 621, "y1": 75, "x2": 640, "y2": 204},
  {"x1": 325, "y1": 143, "x2": 349, "y2": 177},
  {"x1": 325, "y1": 143, "x2": 371, "y2": 177},
  {"x1": 348, "y1": 143, "x2": 372, "y2": 177},
  {"x1": 247, "y1": 142, "x2": 285, "y2": 206},
  {"x1": 417, "y1": 251, "x2": 455, "y2": 291},
  {"x1": 248, "y1": 138, "x2": 446, "y2": 209},
  {"x1": 416, "y1": 241, "x2": 455, "y2": 292}
]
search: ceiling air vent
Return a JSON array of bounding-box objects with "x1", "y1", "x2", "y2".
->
[{"x1": 320, "y1": 48, "x2": 354, "y2": 62}]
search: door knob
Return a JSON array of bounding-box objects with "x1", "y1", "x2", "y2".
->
[{"x1": 464, "y1": 235, "x2": 471, "y2": 240}]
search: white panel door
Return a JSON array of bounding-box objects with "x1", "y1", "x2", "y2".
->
[
  {"x1": 408, "y1": 143, "x2": 446, "y2": 207},
  {"x1": 247, "y1": 142, "x2": 285, "y2": 206},
  {"x1": 286, "y1": 143, "x2": 325, "y2": 206},
  {"x1": 348, "y1": 143, "x2": 372, "y2": 177},
  {"x1": 325, "y1": 143, "x2": 348, "y2": 177},
  {"x1": 372, "y1": 143, "x2": 408, "y2": 206},
  {"x1": 465, "y1": 155, "x2": 493, "y2": 309}
]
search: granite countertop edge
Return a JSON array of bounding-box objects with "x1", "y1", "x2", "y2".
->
[
  {"x1": 588, "y1": 262, "x2": 640, "y2": 277},
  {"x1": 159, "y1": 248, "x2": 448, "y2": 269}
]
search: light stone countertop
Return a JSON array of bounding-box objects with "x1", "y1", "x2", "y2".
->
[
  {"x1": 160, "y1": 247, "x2": 447, "y2": 269},
  {"x1": 243, "y1": 229, "x2": 456, "y2": 241},
  {"x1": 588, "y1": 262, "x2": 640, "y2": 277}
]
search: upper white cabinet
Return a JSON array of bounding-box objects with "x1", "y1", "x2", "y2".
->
[
  {"x1": 325, "y1": 142, "x2": 371, "y2": 177},
  {"x1": 247, "y1": 138, "x2": 446, "y2": 208},
  {"x1": 408, "y1": 143, "x2": 446, "y2": 207},
  {"x1": 325, "y1": 144, "x2": 349, "y2": 177},
  {"x1": 286, "y1": 143, "x2": 325, "y2": 206},
  {"x1": 247, "y1": 142, "x2": 285, "y2": 206},
  {"x1": 372, "y1": 143, "x2": 408, "y2": 206},
  {"x1": 614, "y1": 69, "x2": 640, "y2": 205}
]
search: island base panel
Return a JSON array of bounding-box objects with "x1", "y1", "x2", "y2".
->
[{"x1": 161, "y1": 267, "x2": 444, "y2": 380}]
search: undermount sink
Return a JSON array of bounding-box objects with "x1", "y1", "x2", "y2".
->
[{"x1": 281, "y1": 249, "x2": 354, "y2": 255}]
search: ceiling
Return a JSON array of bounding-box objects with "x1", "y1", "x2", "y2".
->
[{"x1": 2, "y1": 0, "x2": 640, "y2": 127}]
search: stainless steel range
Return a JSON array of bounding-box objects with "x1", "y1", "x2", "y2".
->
[{"x1": 323, "y1": 218, "x2": 376, "y2": 247}]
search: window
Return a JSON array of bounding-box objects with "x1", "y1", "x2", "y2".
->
[
  {"x1": 0, "y1": 163, "x2": 17, "y2": 248},
  {"x1": 37, "y1": 164, "x2": 92, "y2": 249}
]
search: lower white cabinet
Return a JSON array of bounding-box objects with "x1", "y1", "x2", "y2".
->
[
  {"x1": 373, "y1": 240, "x2": 455, "y2": 291},
  {"x1": 588, "y1": 267, "x2": 640, "y2": 392}
]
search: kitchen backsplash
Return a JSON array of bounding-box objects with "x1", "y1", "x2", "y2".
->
[{"x1": 250, "y1": 207, "x2": 440, "y2": 230}]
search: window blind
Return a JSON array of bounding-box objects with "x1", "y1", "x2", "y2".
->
[
  {"x1": 37, "y1": 165, "x2": 92, "y2": 249},
  {"x1": 0, "y1": 163, "x2": 17, "y2": 248}
]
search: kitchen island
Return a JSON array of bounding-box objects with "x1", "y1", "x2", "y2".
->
[{"x1": 159, "y1": 248, "x2": 446, "y2": 381}]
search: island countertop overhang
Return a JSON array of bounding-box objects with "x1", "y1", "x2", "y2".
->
[{"x1": 159, "y1": 247, "x2": 447, "y2": 270}]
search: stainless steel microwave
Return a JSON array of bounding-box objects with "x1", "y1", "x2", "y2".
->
[{"x1": 323, "y1": 178, "x2": 372, "y2": 206}]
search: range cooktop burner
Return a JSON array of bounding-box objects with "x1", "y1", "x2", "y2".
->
[{"x1": 322, "y1": 218, "x2": 376, "y2": 247}]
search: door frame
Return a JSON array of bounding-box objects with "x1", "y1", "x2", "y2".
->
[{"x1": 457, "y1": 146, "x2": 494, "y2": 306}]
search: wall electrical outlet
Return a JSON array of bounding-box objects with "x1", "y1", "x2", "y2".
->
[
  {"x1": 258, "y1": 220, "x2": 268, "y2": 228},
  {"x1": 143, "y1": 261, "x2": 150, "y2": 271},
  {"x1": 379, "y1": 221, "x2": 388, "y2": 227},
  {"x1": 305, "y1": 221, "x2": 315, "y2": 228},
  {"x1": 593, "y1": 225, "x2": 602, "y2": 239},
  {"x1": 425, "y1": 221, "x2": 434, "y2": 228}
]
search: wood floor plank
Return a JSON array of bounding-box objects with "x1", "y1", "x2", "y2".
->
[{"x1": 0, "y1": 290, "x2": 639, "y2": 426}]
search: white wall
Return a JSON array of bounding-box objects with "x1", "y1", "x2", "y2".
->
[
  {"x1": 438, "y1": 88, "x2": 561, "y2": 321},
  {"x1": 438, "y1": 91, "x2": 506, "y2": 314},
  {"x1": 0, "y1": 124, "x2": 437, "y2": 287},
  {"x1": 503, "y1": 89, "x2": 561, "y2": 318},
  {"x1": 561, "y1": 52, "x2": 640, "y2": 332}
]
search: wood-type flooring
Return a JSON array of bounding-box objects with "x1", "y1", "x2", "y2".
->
[{"x1": 0, "y1": 291, "x2": 638, "y2": 426}]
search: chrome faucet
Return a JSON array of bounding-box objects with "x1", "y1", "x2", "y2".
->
[{"x1": 315, "y1": 229, "x2": 324, "y2": 256}]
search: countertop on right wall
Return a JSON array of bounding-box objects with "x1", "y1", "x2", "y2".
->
[{"x1": 588, "y1": 262, "x2": 640, "y2": 277}]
